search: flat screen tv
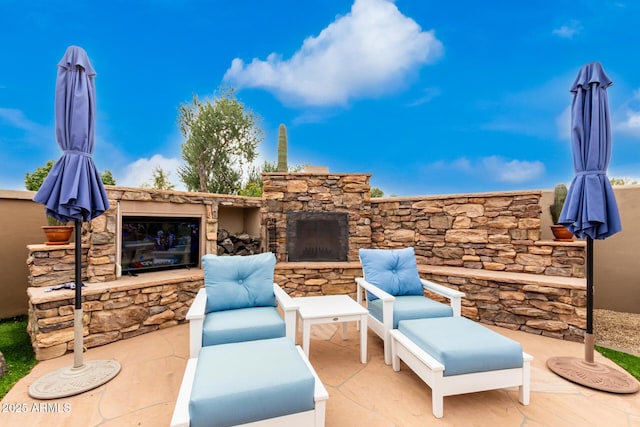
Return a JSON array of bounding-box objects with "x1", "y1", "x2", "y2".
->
[{"x1": 121, "y1": 216, "x2": 200, "y2": 273}]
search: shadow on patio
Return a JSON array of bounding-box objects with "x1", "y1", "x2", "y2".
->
[{"x1": 2, "y1": 322, "x2": 639, "y2": 426}]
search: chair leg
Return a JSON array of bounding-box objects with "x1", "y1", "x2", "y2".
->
[
  {"x1": 391, "y1": 336, "x2": 400, "y2": 372},
  {"x1": 432, "y1": 390, "x2": 444, "y2": 418},
  {"x1": 519, "y1": 357, "x2": 531, "y2": 405},
  {"x1": 384, "y1": 332, "x2": 392, "y2": 365}
]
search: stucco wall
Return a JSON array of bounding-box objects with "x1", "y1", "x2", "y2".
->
[
  {"x1": 593, "y1": 186, "x2": 640, "y2": 312},
  {"x1": 540, "y1": 185, "x2": 640, "y2": 312},
  {"x1": 0, "y1": 190, "x2": 46, "y2": 318}
]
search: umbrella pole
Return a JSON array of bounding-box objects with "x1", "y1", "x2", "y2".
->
[
  {"x1": 585, "y1": 237, "x2": 594, "y2": 364},
  {"x1": 73, "y1": 220, "x2": 84, "y2": 369}
]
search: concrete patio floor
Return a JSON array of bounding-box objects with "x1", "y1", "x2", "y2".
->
[{"x1": 2, "y1": 321, "x2": 640, "y2": 426}]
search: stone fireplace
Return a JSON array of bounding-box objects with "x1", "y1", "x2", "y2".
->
[
  {"x1": 262, "y1": 171, "x2": 372, "y2": 262},
  {"x1": 286, "y1": 211, "x2": 349, "y2": 262}
]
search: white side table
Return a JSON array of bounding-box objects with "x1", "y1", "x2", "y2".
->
[{"x1": 293, "y1": 295, "x2": 368, "y2": 364}]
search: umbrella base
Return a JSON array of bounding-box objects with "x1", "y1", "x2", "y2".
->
[
  {"x1": 28, "y1": 360, "x2": 121, "y2": 399},
  {"x1": 547, "y1": 356, "x2": 639, "y2": 394}
]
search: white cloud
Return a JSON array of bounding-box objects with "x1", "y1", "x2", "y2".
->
[
  {"x1": 552, "y1": 20, "x2": 583, "y2": 39},
  {"x1": 0, "y1": 108, "x2": 41, "y2": 132},
  {"x1": 616, "y1": 110, "x2": 640, "y2": 136},
  {"x1": 450, "y1": 157, "x2": 472, "y2": 172},
  {"x1": 613, "y1": 88, "x2": 640, "y2": 137},
  {"x1": 119, "y1": 154, "x2": 185, "y2": 190},
  {"x1": 481, "y1": 73, "x2": 576, "y2": 139},
  {"x1": 427, "y1": 156, "x2": 545, "y2": 184},
  {"x1": 408, "y1": 87, "x2": 441, "y2": 107},
  {"x1": 556, "y1": 105, "x2": 571, "y2": 140},
  {"x1": 481, "y1": 156, "x2": 545, "y2": 183},
  {"x1": 224, "y1": 0, "x2": 443, "y2": 107}
]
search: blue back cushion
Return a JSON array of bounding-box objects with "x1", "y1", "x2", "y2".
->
[
  {"x1": 203, "y1": 252, "x2": 277, "y2": 313},
  {"x1": 359, "y1": 247, "x2": 424, "y2": 300}
]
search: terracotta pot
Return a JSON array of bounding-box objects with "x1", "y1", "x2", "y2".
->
[
  {"x1": 550, "y1": 225, "x2": 574, "y2": 242},
  {"x1": 42, "y1": 225, "x2": 74, "y2": 245}
]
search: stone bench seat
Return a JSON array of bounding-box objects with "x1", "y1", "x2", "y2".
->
[
  {"x1": 390, "y1": 317, "x2": 532, "y2": 418},
  {"x1": 419, "y1": 264, "x2": 585, "y2": 290},
  {"x1": 171, "y1": 337, "x2": 329, "y2": 427},
  {"x1": 26, "y1": 259, "x2": 587, "y2": 362},
  {"x1": 26, "y1": 269, "x2": 204, "y2": 360}
]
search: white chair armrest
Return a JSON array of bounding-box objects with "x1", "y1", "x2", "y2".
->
[
  {"x1": 187, "y1": 288, "x2": 207, "y2": 358},
  {"x1": 273, "y1": 283, "x2": 298, "y2": 341},
  {"x1": 273, "y1": 283, "x2": 298, "y2": 312},
  {"x1": 355, "y1": 277, "x2": 395, "y2": 302},
  {"x1": 420, "y1": 279, "x2": 465, "y2": 299},
  {"x1": 420, "y1": 279, "x2": 464, "y2": 317},
  {"x1": 187, "y1": 288, "x2": 207, "y2": 321}
]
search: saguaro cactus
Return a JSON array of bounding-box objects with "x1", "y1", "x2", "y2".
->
[
  {"x1": 277, "y1": 124, "x2": 288, "y2": 172},
  {"x1": 550, "y1": 183, "x2": 568, "y2": 224}
]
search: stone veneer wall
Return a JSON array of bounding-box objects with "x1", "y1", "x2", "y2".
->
[
  {"x1": 370, "y1": 191, "x2": 585, "y2": 278},
  {"x1": 275, "y1": 262, "x2": 363, "y2": 297},
  {"x1": 262, "y1": 172, "x2": 372, "y2": 262},
  {"x1": 28, "y1": 244, "x2": 90, "y2": 287},
  {"x1": 25, "y1": 184, "x2": 589, "y2": 360},
  {"x1": 26, "y1": 271, "x2": 203, "y2": 360},
  {"x1": 419, "y1": 266, "x2": 586, "y2": 342}
]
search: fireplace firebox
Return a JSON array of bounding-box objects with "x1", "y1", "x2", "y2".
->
[{"x1": 286, "y1": 211, "x2": 348, "y2": 262}]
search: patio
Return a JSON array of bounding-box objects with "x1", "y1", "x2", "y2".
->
[{"x1": 2, "y1": 320, "x2": 639, "y2": 426}]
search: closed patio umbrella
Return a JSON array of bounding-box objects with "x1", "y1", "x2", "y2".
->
[
  {"x1": 29, "y1": 46, "x2": 120, "y2": 399},
  {"x1": 547, "y1": 62, "x2": 637, "y2": 393}
]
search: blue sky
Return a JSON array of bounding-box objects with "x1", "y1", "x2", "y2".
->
[{"x1": 1, "y1": 0, "x2": 639, "y2": 196}]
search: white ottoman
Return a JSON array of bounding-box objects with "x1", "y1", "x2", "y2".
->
[{"x1": 390, "y1": 317, "x2": 532, "y2": 418}]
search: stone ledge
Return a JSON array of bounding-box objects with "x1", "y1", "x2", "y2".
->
[
  {"x1": 534, "y1": 240, "x2": 586, "y2": 247},
  {"x1": 27, "y1": 243, "x2": 90, "y2": 251},
  {"x1": 28, "y1": 268, "x2": 204, "y2": 304},
  {"x1": 375, "y1": 189, "x2": 542, "y2": 202},
  {"x1": 419, "y1": 265, "x2": 584, "y2": 290},
  {"x1": 275, "y1": 261, "x2": 362, "y2": 270}
]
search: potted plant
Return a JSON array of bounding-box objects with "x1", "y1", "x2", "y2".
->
[
  {"x1": 549, "y1": 184, "x2": 574, "y2": 242},
  {"x1": 42, "y1": 214, "x2": 74, "y2": 245}
]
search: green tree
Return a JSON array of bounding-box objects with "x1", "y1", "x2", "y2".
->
[
  {"x1": 610, "y1": 177, "x2": 638, "y2": 186},
  {"x1": 277, "y1": 124, "x2": 288, "y2": 172},
  {"x1": 238, "y1": 160, "x2": 306, "y2": 197},
  {"x1": 238, "y1": 161, "x2": 277, "y2": 197},
  {"x1": 24, "y1": 160, "x2": 55, "y2": 191},
  {"x1": 100, "y1": 170, "x2": 116, "y2": 186},
  {"x1": 177, "y1": 87, "x2": 263, "y2": 193},
  {"x1": 370, "y1": 187, "x2": 384, "y2": 198},
  {"x1": 25, "y1": 161, "x2": 116, "y2": 190},
  {"x1": 142, "y1": 166, "x2": 175, "y2": 190}
]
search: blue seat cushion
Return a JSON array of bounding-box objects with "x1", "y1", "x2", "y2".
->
[
  {"x1": 202, "y1": 306, "x2": 285, "y2": 346},
  {"x1": 203, "y1": 252, "x2": 277, "y2": 313},
  {"x1": 189, "y1": 337, "x2": 315, "y2": 427},
  {"x1": 368, "y1": 295, "x2": 453, "y2": 328},
  {"x1": 398, "y1": 317, "x2": 523, "y2": 377},
  {"x1": 359, "y1": 247, "x2": 424, "y2": 301}
]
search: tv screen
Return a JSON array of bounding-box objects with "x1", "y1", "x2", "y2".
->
[{"x1": 121, "y1": 216, "x2": 200, "y2": 273}]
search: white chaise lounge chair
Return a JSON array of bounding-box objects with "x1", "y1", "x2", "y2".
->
[
  {"x1": 356, "y1": 247, "x2": 464, "y2": 364},
  {"x1": 172, "y1": 252, "x2": 328, "y2": 426}
]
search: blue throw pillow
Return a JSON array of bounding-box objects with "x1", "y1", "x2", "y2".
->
[
  {"x1": 359, "y1": 247, "x2": 424, "y2": 300},
  {"x1": 203, "y1": 252, "x2": 277, "y2": 313}
]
